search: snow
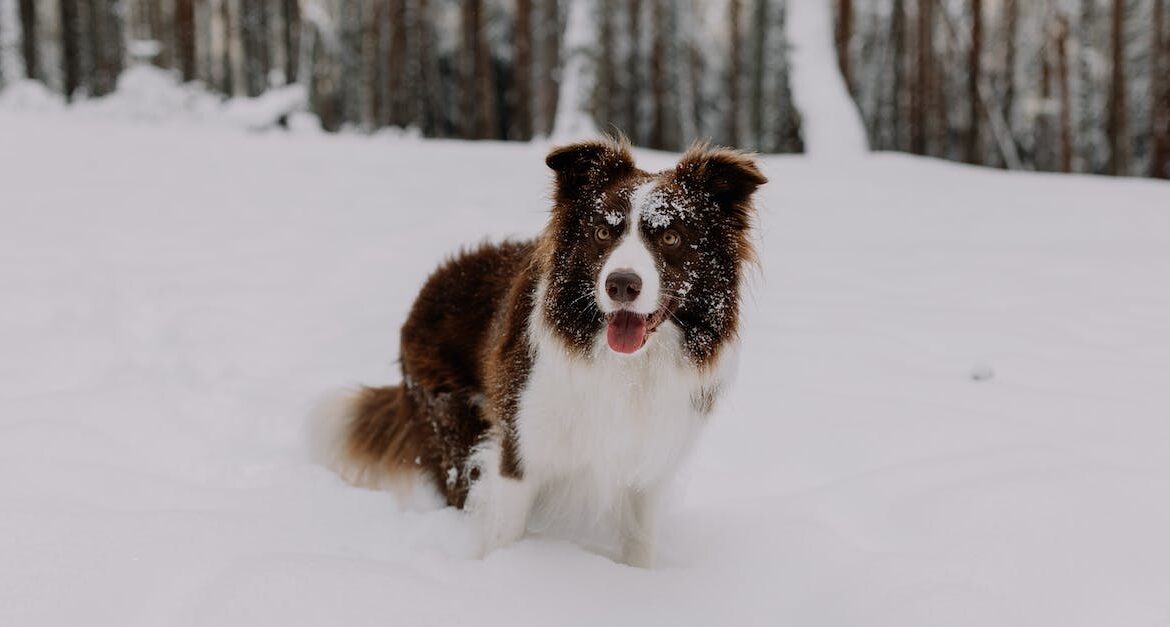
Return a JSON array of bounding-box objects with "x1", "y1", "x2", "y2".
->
[
  {"x1": 3, "y1": 101, "x2": 1170, "y2": 626},
  {"x1": 0, "y1": 65, "x2": 309, "y2": 129},
  {"x1": 785, "y1": 0, "x2": 869, "y2": 157}
]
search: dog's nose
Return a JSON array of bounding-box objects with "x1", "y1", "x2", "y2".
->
[{"x1": 605, "y1": 271, "x2": 642, "y2": 303}]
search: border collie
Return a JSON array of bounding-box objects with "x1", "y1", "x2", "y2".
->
[{"x1": 318, "y1": 139, "x2": 766, "y2": 567}]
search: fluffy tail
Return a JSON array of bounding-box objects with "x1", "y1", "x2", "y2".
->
[{"x1": 308, "y1": 385, "x2": 428, "y2": 491}]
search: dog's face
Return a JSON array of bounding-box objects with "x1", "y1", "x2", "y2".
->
[{"x1": 540, "y1": 140, "x2": 766, "y2": 367}]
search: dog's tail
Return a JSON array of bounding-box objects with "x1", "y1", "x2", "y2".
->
[{"x1": 308, "y1": 385, "x2": 429, "y2": 492}]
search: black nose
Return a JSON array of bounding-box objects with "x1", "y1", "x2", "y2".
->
[{"x1": 605, "y1": 271, "x2": 642, "y2": 303}]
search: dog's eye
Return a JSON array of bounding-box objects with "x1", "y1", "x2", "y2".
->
[
  {"x1": 595, "y1": 226, "x2": 612, "y2": 242},
  {"x1": 661, "y1": 230, "x2": 681, "y2": 247}
]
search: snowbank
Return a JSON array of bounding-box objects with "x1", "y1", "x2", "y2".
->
[
  {"x1": 0, "y1": 65, "x2": 310, "y2": 131},
  {"x1": 2, "y1": 110, "x2": 1170, "y2": 626}
]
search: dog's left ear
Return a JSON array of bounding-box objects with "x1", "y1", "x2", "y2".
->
[
  {"x1": 546, "y1": 140, "x2": 636, "y2": 201},
  {"x1": 675, "y1": 145, "x2": 767, "y2": 227}
]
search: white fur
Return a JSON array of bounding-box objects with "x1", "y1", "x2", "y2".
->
[
  {"x1": 465, "y1": 278, "x2": 736, "y2": 568},
  {"x1": 597, "y1": 181, "x2": 662, "y2": 317}
]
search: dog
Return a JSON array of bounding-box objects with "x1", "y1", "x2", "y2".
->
[{"x1": 316, "y1": 138, "x2": 766, "y2": 567}]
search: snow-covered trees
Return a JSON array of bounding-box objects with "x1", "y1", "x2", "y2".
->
[
  {"x1": 1, "y1": 0, "x2": 805, "y2": 153},
  {"x1": 837, "y1": 0, "x2": 1170, "y2": 178}
]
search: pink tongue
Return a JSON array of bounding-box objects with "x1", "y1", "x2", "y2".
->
[{"x1": 607, "y1": 312, "x2": 647, "y2": 354}]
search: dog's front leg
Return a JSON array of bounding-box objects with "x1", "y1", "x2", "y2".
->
[
  {"x1": 465, "y1": 446, "x2": 537, "y2": 558},
  {"x1": 619, "y1": 486, "x2": 661, "y2": 568}
]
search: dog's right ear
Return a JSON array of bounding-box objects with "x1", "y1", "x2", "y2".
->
[{"x1": 546, "y1": 140, "x2": 636, "y2": 200}]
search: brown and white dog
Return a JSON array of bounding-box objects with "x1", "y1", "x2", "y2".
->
[{"x1": 317, "y1": 139, "x2": 766, "y2": 567}]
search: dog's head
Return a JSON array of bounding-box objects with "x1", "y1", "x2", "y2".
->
[{"x1": 539, "y1": 138, "x2": 766, "y2": 367}]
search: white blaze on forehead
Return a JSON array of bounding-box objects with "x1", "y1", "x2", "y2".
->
[{"x1": 597, "y1": 181, "x2": 663, "y2": 316}]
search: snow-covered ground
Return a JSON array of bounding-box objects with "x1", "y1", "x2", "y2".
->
[{"x1": 3, "y1": 105, "x2": 1170, "y2": 626}]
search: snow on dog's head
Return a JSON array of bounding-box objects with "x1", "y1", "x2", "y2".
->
[{"x1": 538, "y1": 138, "x2": 766, "y2": 366}]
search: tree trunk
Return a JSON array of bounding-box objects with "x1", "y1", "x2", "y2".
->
[
  {"x1": 911, "y1": 0, "x2": 932, "y2": 154},
  {"x1": 414, "y1": 0, "x2": 441, "y2": 135},
  {"x1": 1001, "y1": 0, "x2": 1017, "y2": 147},
  {"x1": 366, "y1": 0, "x2": 384, "y2": 129},
  {"x1": 283, "y1": 0, "x2": 300, "y2": 84},
  {"x1": 220, "y1": 0, "x2": 235, "y2": 96},
  {"x1": 836, "y1": 0, "x2": 852, "y2": 93},
  {"x1": 460, "y1": 0, "x2": 478, "y2": 137},
  {"x1": 176, "y1": 0, "x2": 196, "y2": 82},
  {"x1": 750, "y1": 0, "x2": 767, "y2": 151},
  {"x1": 649, "y1": 0, "x2": 667, "y2": 148},
  {"x1": 60, "y1": 0, "x2": 81, "y2": 99},
  {"x1": 1151, "y1": 0, "x2": 1168, "y2": 178},
  {"x1": 241, "y1": 0, "x2": 270, "y2": 97},
  {"x1": 1108, "y1": 0, "x2": 1128, "y2": 175},
  {"x1": 728, "y1": 0, "x2": 742, "y2": 146},
  {"x1": 387, "y1": 0, "x2": 409, "y2": 127},
  {"x1": 1037, "y1": 25, "x2": 1053, "y2": 171},
  {"x1": 18, "y1": 0, "x2": 38, "y2": 79},
  {"x1": 965, "y1": 0, "x2": 982, "y2": 163},
  {"x1": 538, "y1": 0, "x2": 559, "y2": 137},
  {"x1": 475, "y1": 0, "x2": 496, "y2": 138},
  {"x1": 625, "y1": 0, "x2": 640, "y2": 141},
  {"x1": 514, "y1": 0, "x2": 534, "y2": 139},
  {"x1": 89, "y1": 0, "x2": 123, "y2": 96},
  {"x1": 1057, "y1": 15, "x2": 1072, "y2": 173},
  {"x1": 595, "y1": 0, "x2": 614, "y2": 133},
  {"x1": 891, "y1": 0, "x2": 906, "y2": 150}
]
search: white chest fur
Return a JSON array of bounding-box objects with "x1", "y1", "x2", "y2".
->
[
  {"x1": 465, "y1": 284, "x2": 736, "y2": 566},
  {"x1": 517, "y1": 315, "x2": 721, "y2": 509}
]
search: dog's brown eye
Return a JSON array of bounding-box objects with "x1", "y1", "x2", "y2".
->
[
  {"x1": 595, "y1": 226, "x2": 611, "y2": 242},
  {"x1": 661, "y1": 230, "x2": 680, "y2": 247}
]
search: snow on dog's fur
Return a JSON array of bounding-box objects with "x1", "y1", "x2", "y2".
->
[{"x1": 316, "y1": 138, "x2": 766, "y2": 567}]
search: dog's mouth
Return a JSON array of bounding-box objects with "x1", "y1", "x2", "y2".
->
[{"x1": 605, "y1": 304, "x2": 671, "y2": 354}]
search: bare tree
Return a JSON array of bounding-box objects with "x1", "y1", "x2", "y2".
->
[
  {"x1": 386, "y1": 0, "x2": 408, "y2": 127},
  {"x1": 60, "y1": 0, "x2": 81, "y2": 99},
  {"x1": 836, "y1": 0, "x2": 852, "y2": 93},
  {"x1": 965, "y1": 0, "x2": 982, "y2": 163},
  {"x1": 1056, "y1": 14, "x2": 1072, "y2": 173},
  {"x1": 728, "y1": 0, "x2": 742, "y2": 146},
  {"x1": 90, "y1": 0, "x2": 124, "y2": 96},
  {"x1": 911, "y1": 0, "x2": 934, "y2": 154},
  {"x1": 1002, "y1": 0, "x2": 1018, "y2": 138},
  {"x1": 891, "y1": 0, "x2": 906, "y2": 150},
  {"x1": 624, "y1": 0, "x2": 640, "y2": 140},
  {"x1": 176, "y1": 0, "x2": 196, "y2": 81},
  {"x1": 219, "y1": 0, "x2": 235, "y2": 95},
  {"x1": 595, "y1": 0, "x2": 614, "y2": 134},
  {"x1": 413, "y1": 0, "x2": 441, "y2": 135},
  {"x1": 537, "y1": 0, "x2": 560, "y2": 136},
  {"x1": 460, "y1": 0, "x2": 497, "y2": 139},
  {"x1": 512, "y1": 0, "x2": 534, "y2": 139},
  {"x1": 17, "y1": 0, "x2": 37, "y2": 79},
  {"x1": 1152, "y1": 0, "x2": 1168, "y2": 178},
  {"x1": 283, "y1": 0, "x2": 300, "y2": 84},
  {"x1": 241, "y1": 0, "x2": 270, "y2": 97},
  {"x1": 649, "y1": 0, "x2": 667, "y2": 148},
  {"x1": 750, "y1": 0, "x2": 767, "y2": 151},
  {"x1": 1108, "y1": 0, "x2": 1128, "y2": 175}
]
